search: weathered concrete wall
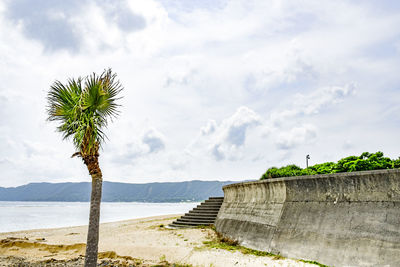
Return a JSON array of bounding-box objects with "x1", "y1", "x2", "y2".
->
[{"x1": 215, "y1": 169, "x2": 400, "y2": 266}]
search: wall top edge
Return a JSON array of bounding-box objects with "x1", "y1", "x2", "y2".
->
[{"x1": 222, "y1": 168, "x2": 400, "y2": 190}]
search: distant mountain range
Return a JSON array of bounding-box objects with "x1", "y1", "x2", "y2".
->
[{"x1": 0, "y1": 180, "x2": 239, "y2": 202}]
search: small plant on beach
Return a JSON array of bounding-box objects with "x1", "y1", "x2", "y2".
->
[
  {"x1": 272, "y1": 254, "x2": 284, "y2": 260},
  {"x1": 152, "y1": 262, "x2": 193, "y2": 267},
  {"x1": 159, "y1": 255, "x2": 166, "y2": 262},
  {"x1": 47, "y1": 69, "x2": 123, "y2": 267}
]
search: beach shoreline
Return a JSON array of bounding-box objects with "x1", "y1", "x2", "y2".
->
[{"x1": 0, "y1": 214, "x2": 316, "y2": 266}]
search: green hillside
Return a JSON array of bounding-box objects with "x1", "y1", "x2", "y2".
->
[{"x1": 0, "y1": 180, "x2": 235, "y2": 202}]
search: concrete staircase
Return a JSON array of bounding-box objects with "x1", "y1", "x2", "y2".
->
[{"x1": 168, "y1": 197, "x2": 224, "y2": 228}]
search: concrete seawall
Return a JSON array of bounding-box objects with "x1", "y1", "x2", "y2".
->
[{"x1": 215, "y1": 169, "x2": 400, "y2": 266}]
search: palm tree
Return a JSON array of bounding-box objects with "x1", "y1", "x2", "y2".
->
[{"x1": 47, "y1": 69, "x2": 123, "y2": 267}]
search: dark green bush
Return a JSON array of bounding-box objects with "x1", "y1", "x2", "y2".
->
[{"x1": 260, "y1": 151, "x2": 399, "y2": 179}]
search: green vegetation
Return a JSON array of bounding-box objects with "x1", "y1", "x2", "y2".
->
[
  {"x1": 261, "y1": 151, "x2": 400, "y2": 179},
  {"x1": 202, "y1": 238, "x2": 278, "y2": 258},
  {"x1": 201, "y1": 228, "x2": 279, "y2": 257},
  {"x1": 151, "y1": 263, "x2": 193, "y2": 267},
  {"x1": 299, "y1": 259, "x2": 330, "y2": 267},
  {"x1": 153, "y1": 255, "x2": 192, "y2": 267},
  {"x1": 200, "y1": 229, "x2": 327, "y2": 265}
]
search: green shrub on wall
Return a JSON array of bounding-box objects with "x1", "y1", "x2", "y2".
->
[{"x1": 260, "y1": 151, "x2": 400, "y2": 179}]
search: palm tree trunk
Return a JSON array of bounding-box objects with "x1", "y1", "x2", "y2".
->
[{"x1": 84, "y1": 174, "x2": 103, "y2": 267}]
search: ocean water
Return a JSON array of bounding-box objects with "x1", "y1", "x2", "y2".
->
[{"x1": 0, "y1": 201, "x2": 199, "y2": 233}]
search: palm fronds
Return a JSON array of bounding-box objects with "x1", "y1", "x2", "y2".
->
[{"x1": 47, "y1": 68, "x2": 123, "y2": 156}]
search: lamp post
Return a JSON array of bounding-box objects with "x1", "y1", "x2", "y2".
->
[{"x1": 306, "y1": 154, "x2": 310, "y2": 168}]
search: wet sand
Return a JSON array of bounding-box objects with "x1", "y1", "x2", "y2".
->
[{"x1": 0, "y1": 215, "x2": 315, "y2": 266}]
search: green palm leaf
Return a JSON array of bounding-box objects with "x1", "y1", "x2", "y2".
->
[{"x1": 47, "y1": 68, "x2": 123, "y2": 156}]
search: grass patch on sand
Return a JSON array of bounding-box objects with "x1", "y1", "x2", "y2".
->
[
  {"x1": 201, "y1": 239, "x2": 282, "y2": 259},
  {"x1": 153, "y1": 256, "x2": 192, "y2": 267},
  {"x1": 200, "y1": 230, "x2": 281, "y2": 259},
  {"x1": 198, "y1": 227, "x2": 328, "y2": 266},
  {"x1": 298, "y1": 259, "x2": 330, "y2": 267},
  {"x1": 151, "y1": 262, "x2": 193, "y2": 267}
]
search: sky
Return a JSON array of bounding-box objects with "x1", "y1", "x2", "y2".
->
[{"x1": 0, "y1": 0, "x2": 399, "y2": 187}]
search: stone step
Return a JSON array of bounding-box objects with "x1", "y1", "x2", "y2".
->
[
  {"x1": 204, "y1": 199, "x2": 224, "y2": 203},
  {"x1": 188, "y1": 210, "x2": 219, "y2": 215},
  {"x1": 195, "y1": 205, "x2": 221, "y2": 209},
  {"x1": 208, "y1": 197, "x2": 224, "y2": 200},
  {"x1": 201, "y1": 205, "x2": 221, "y2": 209},
  {"x1": 168, "y1": 196, "x2": 224, "y2": 228},
  {"x1": 177, "y1": 219, "x2": 215, "y2": 224},
  {"x1": 193, "y1": 207, "x2": 220, "y2": 211},
  {"x1": 205, "y1": 198, "x2": 223, "y2": 201},
  {"x1": 202, "y1": 202, "x2": 223, "y2": 206},
  {"x1": 172, "y1": 221, "x2": 214, "y2": 226},
  {"x1": 178, "y1": 217, "x2": 216, "y2": 222},
  {"x1": 203, "y1": 202, "x2": 223, "y2": 206},
  {"x1": 203, "y1": 201, "x2": 223, "y2": 205},
  {"x1": 181, "y1": 215, "x2": 217, "y2": 220},
  {"x1": 190, "y1": 208, "x2": 220, "y2": 212},
  {"x1": 184, "y1": 213, "x2": 217, "y2": 218},
  {"x1": 201, "y1": 199, "x2": 224, "y2": 204}
]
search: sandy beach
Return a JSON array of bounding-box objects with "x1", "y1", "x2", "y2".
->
[{"x1": 0, "y1": 215, "x2": 316, "y2": 266}]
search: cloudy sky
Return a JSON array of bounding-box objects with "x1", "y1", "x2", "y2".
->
[{"x1": 0, "y1": 0, "x2": 399, "y2": 187}]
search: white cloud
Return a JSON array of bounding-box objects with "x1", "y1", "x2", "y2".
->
[
  {"x1": 293, "y1": 84, "x2": 356, "y2": 114},
  {"x1": 201, "y1": 120, "x2": 217, "y2": 135},
  {"x1": 276, "y1": 124, "x2": 317, "y2": 150},
  {"x1": 223, "y1": 106, "x2": 262, "y2": 147},
  {"x1": 111, "y1": 127, "x2": 166, "y2": 165},
  {"x1": 3, "y1": 0, "x2": 148, "y2": 54},
  {"x1": 0, "y1": 0, "x2": 400, "y2": 186},
  {"x1": 142, "y1": 128, "x2": 166, "y2": 153},
  {"x1": 190, "y1": 106, "x2": 263, "y2": 162},
  {"x1": 270, "y1": 83, "x2": 356, "y2": 126}
]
